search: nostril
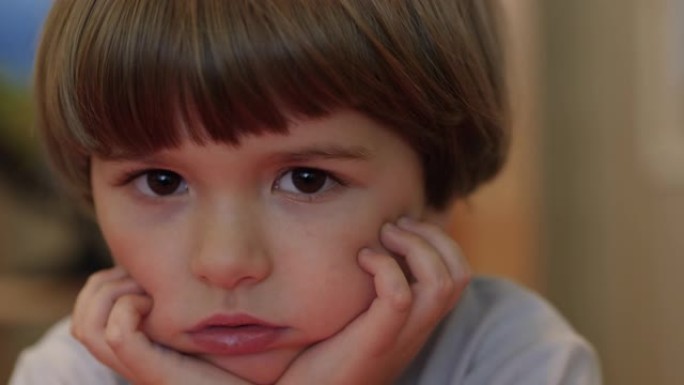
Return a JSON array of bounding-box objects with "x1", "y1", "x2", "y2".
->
[{"x1": 190, "y1": 250, "x2": 272, "y2": 289}]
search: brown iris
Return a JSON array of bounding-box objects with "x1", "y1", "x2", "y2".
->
[
  {"x1": 146, "y1": 170, "x2": 183, "y2": 196},
  {"x1": 291, "y1": 168, "x2": 328, "y2": 194}
]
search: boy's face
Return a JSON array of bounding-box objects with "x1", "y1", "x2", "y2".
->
[{"x1": 91, "y1": 110, "x2": 428, "y2": 384}]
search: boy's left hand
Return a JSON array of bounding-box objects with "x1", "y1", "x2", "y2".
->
[{"x1": 277, "y1": 217, "x2": 470, "y2": 385}]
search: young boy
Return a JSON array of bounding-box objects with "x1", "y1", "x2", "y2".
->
[{"x1": 11, "y1": 0, "x2": 601, "y2": 384}]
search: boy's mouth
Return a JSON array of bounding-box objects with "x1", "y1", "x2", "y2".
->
[{"x1": 187, "y1": 313, "x2": 286, "y2": 355}]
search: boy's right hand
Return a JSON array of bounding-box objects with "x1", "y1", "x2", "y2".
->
[{"x1": 71, "y1": 266, "x2": 253, "y2": 385}]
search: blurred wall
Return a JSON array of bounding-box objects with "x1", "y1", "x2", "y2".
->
[
  {"x1": 541, "y1": 0, "x2": 684, "y2": 384},
  {"x1": 0, "y1": 2, "x2": 95, "y2": 382}
]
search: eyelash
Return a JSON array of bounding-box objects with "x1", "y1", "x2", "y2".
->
[
  {"x1": 273, "y1": 167, "x2": 348, "y2": 202},
  {"x1": 116, "y1": 168, "x2": 149, "y2": 187},
  {"x1": 116, "y1": 167, "x2": 349, "y2": 202},
  {"x1": 115, "y1": 169, "x2": 186, "y2": 201}
]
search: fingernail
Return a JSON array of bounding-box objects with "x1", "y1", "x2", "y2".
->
[
  {"x1": 397, "y1": 216, "x2": 415, "y2": 228},
  {"x1": 358, "y1": 247, "x2": 373, "y2": 256},
  {"x1": 382, "y1": 222, "x2": 399, "y2": 234},
  {"x1": 358, "y1": 248, "x2": 375, "y2": 263}
]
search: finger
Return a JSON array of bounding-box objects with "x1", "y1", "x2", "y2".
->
[
  {"x1": 73, "y1": 277, "x2": 144, "y2": 334},
  {"x1": 380, "y1": 222, "x2": 454, "y2": 298},
  {"x1": 73, "y1": 266, "x2": 129, "y2": 314},
  {"x1": 353, "y1": 249, "x2": 413, "y2": 353},
  {"x1": 359, "y1": 248, "x2": 413, "y2": 313},
  {"x1": 71, "y1": 270, "x2": 144, "y2": 378},
  {"x1": 106, "y1": 294, "x2": 164, "y2": 384},
  {"x1": 379, "y1": 222, "x2": 460, "y2": 338},
  {"x1": 72, "y1": 277, "x2": 144, "y2": 343},
  {"x1": 396, "y1": 218, "x2": 471, "y2": 306},
  {"x1": 72, "y1": 266, "x2": 133, "y2": 330}
]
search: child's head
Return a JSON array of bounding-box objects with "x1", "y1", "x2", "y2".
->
[
  {"x1": 35, "y1": 0, "x2": 507, "y2": 211},
  {"x1": 35, "y1": 1, "x2": 507, "y2": 383}
]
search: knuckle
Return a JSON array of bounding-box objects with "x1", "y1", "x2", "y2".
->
[
  {"x1": 389, "y1": 285, "x2": 413, "y2": 311},
  {"x1": 461, "y1": 270, "x2": 473, "y2": 286},
  {"x1": 117, "y1": 293, "x2": 134, "y2": 305},
  {"x1": 85, "y1": 271, "x2": 105, "y2": 287},
  {"x1": 105, "y1": 327, "x2": 124, "y2": 350},
  {"x1": 433, "y1": 276, "x2": 456, "y2": 298},
  {"x1": 404, "y1": 236, "x2": 428, "y2": 257},
  {"x1": 379, "y1": 256, "x2": 400, "y2": 272},
  {"x1": 447, "y1": 275, "x2": 471, "y2": 307},
  {"x1": 85, "y1": 267, "x2": 126, "y2": 288},
  {"x1": 453, "y1": 269, "x2": 472, "y2": 292},
  {"x1": 70, "y1": 324, "x2": 83, "y2": 341},
  {"x1": 103, "y1": 280, "x2": 128, "y2": 294}
]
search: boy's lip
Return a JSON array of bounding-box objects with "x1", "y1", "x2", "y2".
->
[{"x1": 186, "y1": 313, "x2": 286, "y2": 355}]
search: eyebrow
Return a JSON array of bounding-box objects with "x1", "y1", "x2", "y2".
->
[
  {"x1": 99, "y1": 144, "x2": 372, "y2": 165},
  {"x1": 269, "y1": 144, "x2": 372, "y2": 163}
]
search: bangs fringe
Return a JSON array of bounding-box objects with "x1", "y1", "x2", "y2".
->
[{"x1": 67, "y1": 0, "x2": 412, "y2": 157}]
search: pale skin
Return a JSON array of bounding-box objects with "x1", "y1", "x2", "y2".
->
[{"x1": 71, "y1": 110, "x2": 471, "y2": 385}]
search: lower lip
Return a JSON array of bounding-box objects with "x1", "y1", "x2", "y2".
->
[{"x1": 188, "y1": 325, "x2": 284, "y2": 355}]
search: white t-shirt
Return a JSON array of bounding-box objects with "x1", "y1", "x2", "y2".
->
[{"x1": 10, "y1": 276, "x2": 602, "y2": 385}]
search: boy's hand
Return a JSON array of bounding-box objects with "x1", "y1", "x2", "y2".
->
[
  {"x1": 277, "y1": 218, "x2": 470, "y2": 385},
  {"x1": 71, "y1": 267, "x2": 253, "y2": 385}
]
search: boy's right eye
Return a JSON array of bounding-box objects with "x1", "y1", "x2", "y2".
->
[{"x1": 133, "y1": 169, "x2": 188, "y2": 197}]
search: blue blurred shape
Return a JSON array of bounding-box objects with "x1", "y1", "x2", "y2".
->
[{"x1": 0, "y1": 0, "x2": 53, "y2": 84}]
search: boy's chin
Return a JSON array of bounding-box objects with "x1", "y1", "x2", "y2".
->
[{"x1": 201, "y1": 348, "x2": 302, "y2": 385}]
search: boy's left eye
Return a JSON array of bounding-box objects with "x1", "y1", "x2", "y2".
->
[
  {"x1": 274, "y1": 168, "x2": 340, "y2": 196},
  {"x1": 132, "y1": 169, "x2": 189, "y2": 197}
]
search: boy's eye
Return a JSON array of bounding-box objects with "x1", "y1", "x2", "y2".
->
[
  {"x1": 275, "y1": 168, "x2": 338, "y2": 195},
  {"x1": 133, "y1": 170, "x2": 188, "y2": 197}
]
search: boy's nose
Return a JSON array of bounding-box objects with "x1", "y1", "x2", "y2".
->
[{"x1": 189, "y1": 205, "x2": 272, "y2": 289}]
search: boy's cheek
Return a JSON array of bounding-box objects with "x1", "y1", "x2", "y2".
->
[{"x1": 102, "y1": 231, "x2": 177, "y2": 303}]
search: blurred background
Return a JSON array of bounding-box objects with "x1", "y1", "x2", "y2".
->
[{"x1": 1, "y1": 0, "x2": 683, "y2": 384}]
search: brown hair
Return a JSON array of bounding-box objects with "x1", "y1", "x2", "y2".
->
[{"x1": 35, "y1": 0, "x2": 508, "y2": 210}]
